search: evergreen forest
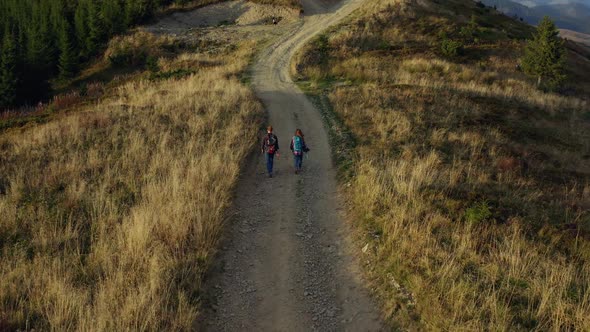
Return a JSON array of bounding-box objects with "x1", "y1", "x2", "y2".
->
[{"x1": 0, "y1": 0, "x2": 191, "y2": 110}]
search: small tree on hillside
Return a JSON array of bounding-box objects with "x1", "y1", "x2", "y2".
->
[{"x1": 521, "y1": 16, "x2": 566, "y2": 90}]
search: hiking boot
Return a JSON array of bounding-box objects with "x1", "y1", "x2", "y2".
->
[
  {"x1": 269, "y1": 173, "x2": 273, "y2": 178},
  {"x1": 295, "y1": 170, "x2": 298, "y2": 174}
]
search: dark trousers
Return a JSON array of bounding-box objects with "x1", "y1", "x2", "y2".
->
[
  {"x1": 266, "y1": 153, "x2": 275, "y2": 174},
  {"x1": 294, "y1": 153, "x2": 303, "y2": 170}
]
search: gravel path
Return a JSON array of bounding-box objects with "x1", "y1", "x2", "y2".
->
[{"x1": 200, "y1": 0, "x2": 383, "y2": 330}]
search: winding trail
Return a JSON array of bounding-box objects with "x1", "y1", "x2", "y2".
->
[{"x1": 202, "y1": 0, "x2": 383, "y2": 330}]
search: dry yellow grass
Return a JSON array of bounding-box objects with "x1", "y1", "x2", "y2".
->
[
  {"x1": 0, "y1": 37, "x2": 262, "y2": 330},
  {"x1": 294, "y1": 0, "x2": 590, "y2": 330}
]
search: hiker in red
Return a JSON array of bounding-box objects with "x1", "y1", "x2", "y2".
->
[
  {"x1": 290, "y1": 129, "x2": 310, "y2": 174},
  {"x1": 261, "y1": 125, "x2": 279, "y2": 178}
]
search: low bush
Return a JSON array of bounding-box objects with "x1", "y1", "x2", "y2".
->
[
  {"x1": 465, "y1": 201, "x2": 492, "y2": 224},
  {"x1": 441, "y1": 38, "x2": 464, "y2": 58}
]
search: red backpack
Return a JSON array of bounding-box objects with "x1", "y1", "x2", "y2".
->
[{"x1": 266, "y1": 134, "x2": 277, "y2": 154}]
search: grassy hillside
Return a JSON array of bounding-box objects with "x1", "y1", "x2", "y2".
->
[
  {"x1": 294, "y1": 0, "x2": 590, "y2": 329},
  {"x1": 561, "y1": 29, "x2": 590, "y2": 47},
  {"x1": 0, "y1": 34, "x2": 263, "y2": 330}
]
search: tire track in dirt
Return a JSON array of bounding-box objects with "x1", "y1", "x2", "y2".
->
[{"x1": 201, "y1": 0, "x2": 383, "y2": 330}]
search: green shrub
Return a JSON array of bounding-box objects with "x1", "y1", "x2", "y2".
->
[
  {"x1": 146, "y1": 56, "x2": 160, "y2": 72},
  {"x1": 465, "y1": 201, "x2": 492, "y2": 224},
  {"x1": 79, "y1": 83, "x2": 88, "y2": 96},
  {"x1": 437, "y1": 30, "x2": 448, "y2": 40},
  {"x1": 460, "y1": 26, "x2": 475, "y2": 40},
  {"x1": 314, "y1": 34, "x2": 330, "y2": 65},
  {"x1": 440, "y1": 39, "x2": 464, "y2": 58},
  {"x1": 460, "y1": 15, "x2": 480, "y2": 42}
]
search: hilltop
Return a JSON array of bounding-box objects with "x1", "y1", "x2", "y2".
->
[{"x1": 294, "y1": 0, "x2": 589, "y2": 329}]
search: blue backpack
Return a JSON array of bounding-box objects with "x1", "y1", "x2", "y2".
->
[{"x1": 293, "y1": 136, "x2": 303, "y2": 153}]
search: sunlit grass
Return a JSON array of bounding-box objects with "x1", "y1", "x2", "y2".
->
[{"x1": 0, "y1": 38, "x2": 262, "y2": 330}]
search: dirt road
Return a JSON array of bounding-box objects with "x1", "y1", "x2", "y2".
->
[{"x1": 201, "y1": 0, "x2": 383, "y2": 330}]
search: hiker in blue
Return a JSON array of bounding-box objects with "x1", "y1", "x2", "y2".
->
[
  {"x1": 290, "y1": 129, "x2": 310, "y2": 174},
  {"x1": 261, "y1": 125, "x2": 279, "y2": 178}
]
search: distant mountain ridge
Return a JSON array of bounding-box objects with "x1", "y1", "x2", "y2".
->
[
  {"x1": 481, "y1": 0, "x2": 590, "y2": 33},
  {"x1": 516, "y1": 0, "x2": 587, "y2": 5}
]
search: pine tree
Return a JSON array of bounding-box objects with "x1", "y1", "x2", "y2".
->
[
  {"x1": 0, "y1": 28, "x2": 18, "y2": 109},
  {"x1": 58, "y1": 19, "x2": 78, "y2": 79},
  {"x1": 521, "y1": 16, "x2": 566, "y2": 90},
  {"x1": 125, "y1": 0, "x2": 141, "y2": 26},
  {"x1": 27, "y1": 6, "x2": 55, "y2": 77},
  {"x1": 74, "y1": 0, "x2": 89, "y2": 58},
  {"x1": 17, "y1": 24, "x2": 27, "y2": 55},
  {"x1": 125, "y1": 0, "x2": 156, "y2": 26},
  {"x1": 86, "y1": 0, "x2": 103, "y2": 57},
  {"x1": 38, "y1": 1, "x2": 59, "y2": 76},
  {"x1": 24, "y1": 6, "x2": 54, "y2": 102},
  {"x1": 102, "y1": 0, "x2": 126, "y2": 36}
]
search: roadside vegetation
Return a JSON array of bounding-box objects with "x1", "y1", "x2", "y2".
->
[
  {"x1": 293, "y1": 0, "x2": 590, "y2": 329},
  {"x1": 0, "y1": 33, "x2": 263, "y2": 330}
]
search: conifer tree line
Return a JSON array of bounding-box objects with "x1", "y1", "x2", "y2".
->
[{"x1": 0, "y1": 0, "x2": 186, "y2": 110}]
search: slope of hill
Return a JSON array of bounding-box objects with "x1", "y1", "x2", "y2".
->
[
  {"x1": 561, "y1": 28, "x2": 590, "y2": 46},
  {"x1": 0, "y1": 0, "x2": 294, "y2": 327},
  {"x1": 294, "y1": 0, "x2": 590, "y2": 329}
]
